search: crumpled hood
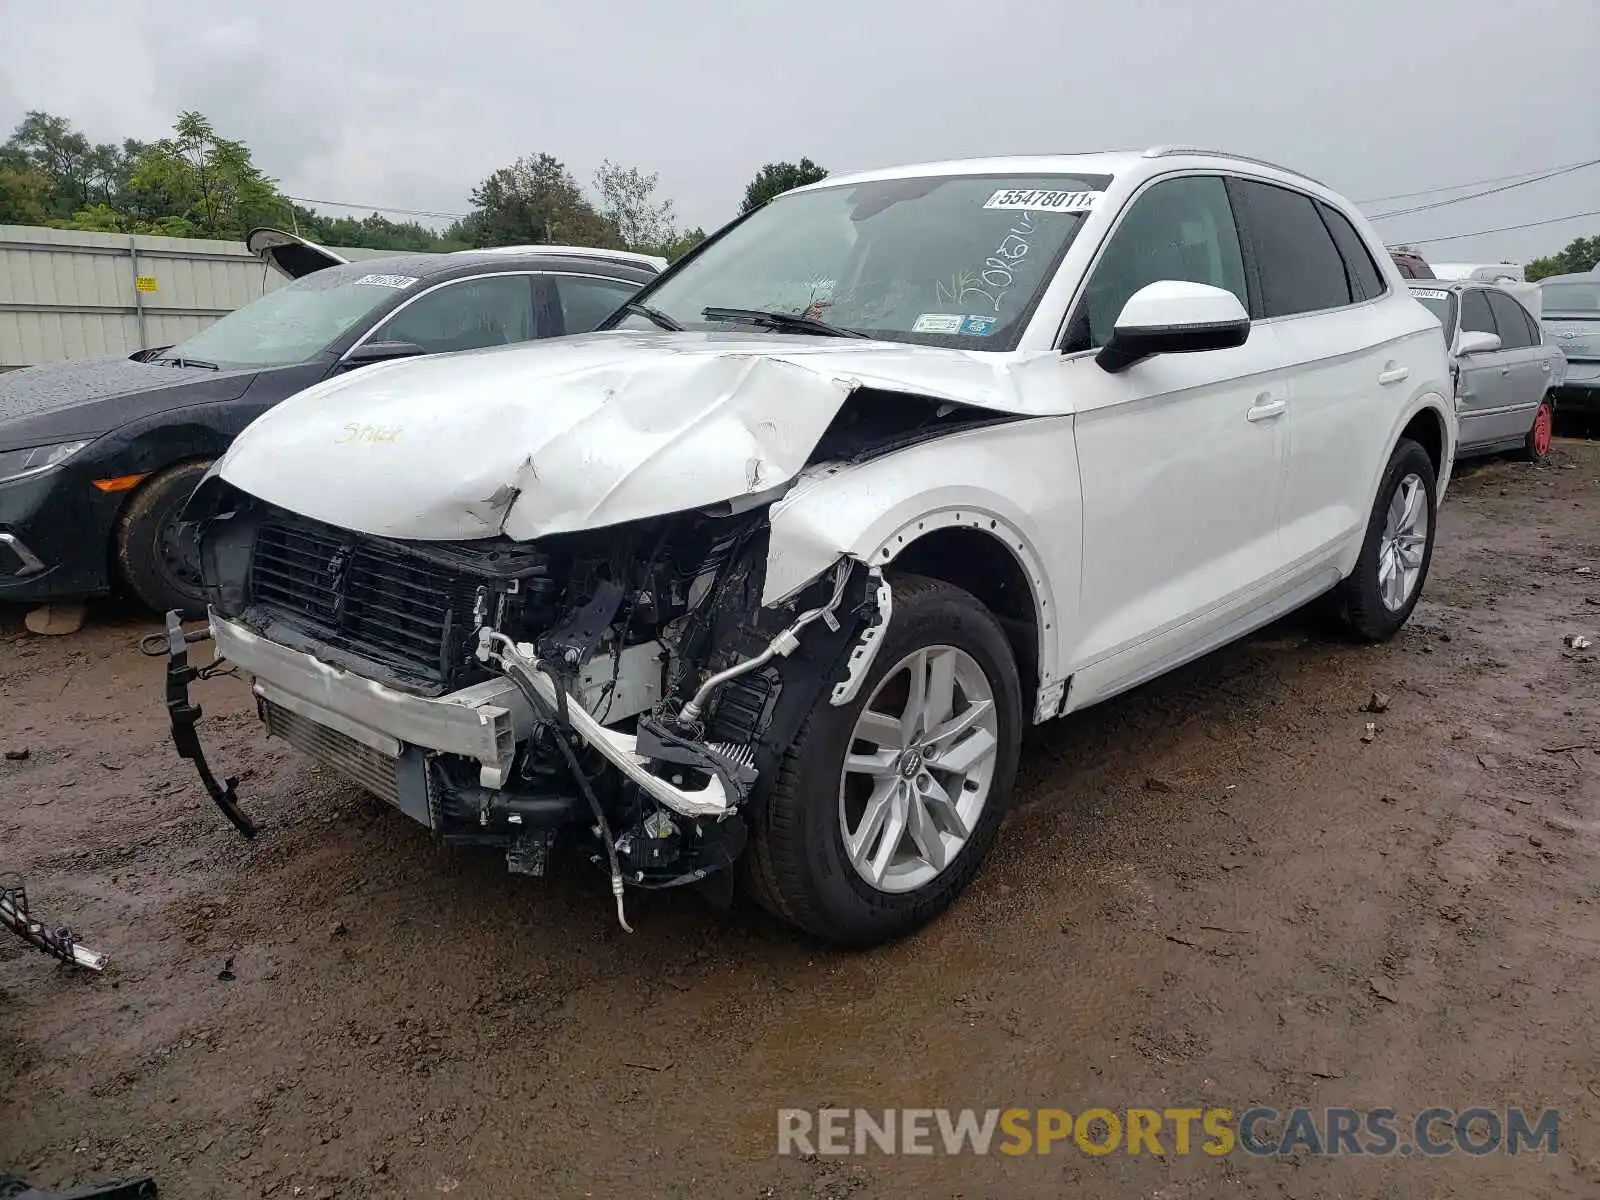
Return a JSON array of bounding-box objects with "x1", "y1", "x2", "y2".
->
[
  {"x1": 0, "y1": 355, "x2": 258, "y2": 450},
  {"x1": 216, "y1": 330, "x2": 1058, "y2": 541}
]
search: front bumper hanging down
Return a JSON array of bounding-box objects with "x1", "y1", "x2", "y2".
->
[{"x1": 162, "y1": 611, "x2": 258, "y2": 839}]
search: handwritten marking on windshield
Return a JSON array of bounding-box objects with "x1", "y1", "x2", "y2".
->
[{"x1": 938, "y1": 212, "x2": 1037, "y2": 316}]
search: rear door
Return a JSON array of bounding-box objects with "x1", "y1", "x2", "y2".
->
[
  {"x1": 1454, "y1": 288, "x2": 1516, "y2": 445},
  {"x1": 1486, "y1": 289, "x2": 1550, "y2": 438},
  {"x1": 1228, "y1": 180, "x2": 1408, "y2": 575}
]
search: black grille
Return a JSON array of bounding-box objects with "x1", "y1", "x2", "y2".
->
[{"x1": 250, "y1": 522, "x2": 486, "y2": 686}]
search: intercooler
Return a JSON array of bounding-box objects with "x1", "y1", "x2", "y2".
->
[{"x1": 261, "y1": 696, "x2": 401, "y2": 806}]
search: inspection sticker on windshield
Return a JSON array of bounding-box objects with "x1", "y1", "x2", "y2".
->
[
  {"x1": 1410, "y1": 288, "x2": 1449, "y2": 300},
  {"x1": 982, "y1": 188, "x2": 1101, "y2": 212},
  {"x1": 960, "y1": 315, "x2": 997, "y2": 336},
  {"x1": 913, "y1": 313, "x2": 965, "y2": 333},
  {"x1": 353, "y1": 273, "x2": 418, "y2": 289}
]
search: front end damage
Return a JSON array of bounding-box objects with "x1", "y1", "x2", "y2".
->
[{"x1": 164, "y1": 479, "x2": 891, "y2": 924}]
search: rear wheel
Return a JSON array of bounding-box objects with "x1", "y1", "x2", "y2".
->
[
  {"x1": 1517, "y1": 397, "x2": 1553, "y2": 462},
  {"x1": 743, "y1": 574, "x2": 1022, "y2": 945},
  {"x1": 1333, "y1": 438, "x2": 1437, "y2": 642},
  {"x1": 114, "y1": 460, "x2": 211, "y2": 619}
]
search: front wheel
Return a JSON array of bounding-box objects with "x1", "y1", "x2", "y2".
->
[
  {"x1": 743, "y1": 574, "x2": 1023, "y2": 945},
  {"x1": 1333, "y1": 438, "x2": 1437, "y2": 641},
  {"x1": 1517, "y1": 397, "x2": 1554, "y2": 462},
  {"x1": 114, "y1": 460, "x2": 212, "y2": 620}
]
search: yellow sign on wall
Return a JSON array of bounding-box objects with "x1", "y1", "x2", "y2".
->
[{"x1": 135, "y1": 276, "x2": 158, "y2": 293}]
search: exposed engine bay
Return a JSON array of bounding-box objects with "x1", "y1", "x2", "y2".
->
[{"x1": 160, "y1": 387, "x2": 1026, "y2": 926}]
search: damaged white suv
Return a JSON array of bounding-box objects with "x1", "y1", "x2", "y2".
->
[{"x1": 168, "y1": 148, "x2": 1454, "y2": 945}]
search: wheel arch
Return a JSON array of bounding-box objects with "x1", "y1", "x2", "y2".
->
[{"x1": 766, "y1": 464, "x2": 1069, "y2": 724}]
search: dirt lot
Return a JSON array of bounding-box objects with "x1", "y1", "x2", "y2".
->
[{"x1": 2, "y1": 441, "x2": 1598, "y2": 1199}]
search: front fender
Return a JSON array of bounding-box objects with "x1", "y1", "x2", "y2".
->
[{"x1": 763, "y1": 418, "x2": 1080, "y2": 710}]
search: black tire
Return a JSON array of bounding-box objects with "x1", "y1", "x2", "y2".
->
[
  {"x1": 1333, "y1": 438, "x2": 1437, "y2": 642},
  {"x1": 114, "y1": 459, "x2": 212, "y2": 619},
  {"x1": 1515, "y1": 396, "x2": 1554, "y2": 463},
  {"x1": 743, "y1": 573, "x2": 1023, "y2": 946}
]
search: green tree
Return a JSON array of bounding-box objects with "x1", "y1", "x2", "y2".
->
[
  {"x1": 739, "y1": 158, "x2": 827, "y2": 214},
  {"x1": 593, "y1": 159, "x2": 679, "y2": 252},
  {"x1": 0, "y1": 164, "x2": 53, "y2": 224},
  {"x1": 463, "y1": 153, "x2": 615, "y2": 248},
  {"x1": 127, "y1": 111, "x2": 291, "y2": 238},
  {"x1": 1527, "y1": 235, "x2": 1599, "y2": 281},
  {"x1": 658, "y1": 226, "x2": 707, "y2": 263}
]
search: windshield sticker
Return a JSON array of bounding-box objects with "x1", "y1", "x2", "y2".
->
[
  {"x1": 982, "y1": 189, "x2": 1101, "y2": 212},
  {"x1": 912, "y1": 313, "x2": 964, "y2": 334},
  {"x1": 352, "y1": 273, "x2": 418, "y2": 289},
  {"x1": 1410, "y1": 288, "x2": 1450, "y2": 300},
  {"x1": 960, "y1": 315, "x2": 997, "y2": 336}
]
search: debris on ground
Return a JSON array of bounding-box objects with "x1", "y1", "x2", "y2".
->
[
  {"x1": 1369, "y1": 976, "x2": 1399, "y2": 1003},
  {"x1": 1564, "y1": 634, "x2": 1593, "y2": 651},
  {"x1": 0, "y1": 875, "x2": 108, "y2": 971},
  {"x1": 1361, "y1": 722, "x2": 1378, "y2": 743},
  {"x1": 3, "y1": 748, "x2": 27, "y2": 762},
  {"x1": 1361, "y1": 692, "x2": 1392, "y2": 713},
  {"x1": 22, "y1": 603, "x2": 87, "y2": 637},
  {"x1": 1478, "y1": 754, "x2": 1500, "y2": 770}
]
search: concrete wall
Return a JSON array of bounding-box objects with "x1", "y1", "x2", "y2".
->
[{"x1": 0, "y1": 226, "x2": 409, "y2": 370}]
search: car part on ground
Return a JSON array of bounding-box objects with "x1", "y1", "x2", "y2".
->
[
  {"x1": 0, "y1": 874, "x2": 108, "y2": 971},
  {"x1": 0, "y1": 1174, "x2": 157, "y2": 1200},
  {"x1": 165, "y1": 148, "x2": 1455, "y2": 944}
]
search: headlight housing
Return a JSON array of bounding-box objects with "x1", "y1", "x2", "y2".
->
[{"x1": 0, "y1": 440, "x2": 91, "y2": 484}]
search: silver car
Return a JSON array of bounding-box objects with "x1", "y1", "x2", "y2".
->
[
  {"x1": 1539, "y1": 272, "x2": 1600, "y2": 420},
  {"x1": 1409, "y1": 282, "x2": 1566, "y2": 460}
]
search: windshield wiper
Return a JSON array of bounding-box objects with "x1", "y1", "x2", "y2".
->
[
  {"x1": 620, "y1": 300, "x2": 683, "y2": 331},
  {"x1": 163, "y1": 356, "x2": 220, "y2": 371},
  {"x1": 702, "y1": 307, "x2": 868, "y2": 339}
]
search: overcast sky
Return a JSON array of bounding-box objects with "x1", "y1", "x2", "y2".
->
[{"x1": 1, "y1": 0, "x2": 1595, "y2": 265}]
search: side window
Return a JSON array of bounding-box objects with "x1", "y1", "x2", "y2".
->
[
  {"x1": 555, "y1": 275, "x2": 639, "y2": 335},
  {"x1": 1317, "y1": 202, "x2": 1386, "y2": 301},
  {"x1": 1229, "y1": 179, "x2": 1352, "y2": 316},
  {"x1": 1486, "y1": 291, "x2": 1534, "y2": 349},
  {"x1": 372, "y1": 275, "x2": 535, "y2": 354},
  {"x1": 1069, "y1": 175, "x2": 1247, "y2": 350},
  {"x1": 1459, "y1": 289, "x2": 1495, "y2": 336}
]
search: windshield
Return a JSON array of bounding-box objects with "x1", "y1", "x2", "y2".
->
[
  {"x1": 1540, "y1": 281, "x2": 1600, "y2": 314},
  {"x1": 162, "y1": 264, "x2": 417, "y2": 367},
  {"x1": 1409, "y1": 288, "x2": 1455, "y2": 332},
  {"x1": 615, "y1": 173, "x2": 1113, "y2": 350}
]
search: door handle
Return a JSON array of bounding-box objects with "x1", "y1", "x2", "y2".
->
[
  {"x1": 1377, "y1": 363, "x2": 1410, "y2": 385},
  {"x1": 1542, "y1": 362, "x2": 1551, "y2": 372},
  {"x1": 1500, "y1": 367, "x2": 1511, "y2": 376},
  {"x1": 1246, "y1": 396, "x2": 1287, "y2": 422}
]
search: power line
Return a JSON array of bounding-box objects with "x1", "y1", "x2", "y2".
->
[
  {"x1": 284, "y1": 194, "x2": 467, "y2": 221},
  {"x1": 1368, "y1": 158, "x2": 1600, "y2": 220},
  {"x1": 1355, "y1": 157, "x2": 1600, "y2": 205},
  {"x1": 1400, "y1": 208, "x2": 1600, "y2": 247}
]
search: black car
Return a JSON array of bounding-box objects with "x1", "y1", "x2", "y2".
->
[{"x1": 0, "y1": 230, "x2": 659, "y2": 617}]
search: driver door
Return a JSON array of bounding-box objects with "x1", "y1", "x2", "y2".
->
[{"x1": 1060, "y1": 174, "x2": 1292, "y2": 708}]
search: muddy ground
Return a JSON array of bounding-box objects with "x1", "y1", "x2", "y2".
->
[{"x1": 2, "y1": 441, "x2": 1598, "y2": 1199}]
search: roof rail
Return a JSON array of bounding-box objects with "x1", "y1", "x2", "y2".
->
[{"x1": 1141, "y1": 146, "x2": 1327, "y2": 188}]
